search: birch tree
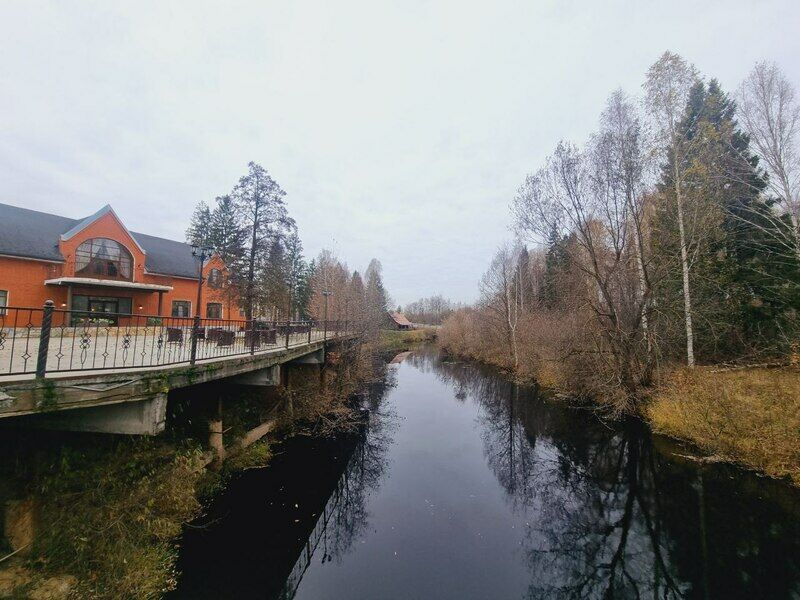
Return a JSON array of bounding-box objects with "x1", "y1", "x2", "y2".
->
[
  {"x1": 738, "y1": 62, "x2": 800, "y2": 262},
  {"x1": 480, "y1": 244, "x2": 522, "y2": 371},
  {"x1": 644, "y1": 52, "x2": 699, "y2": 367},
  {"x1": 595, "y1": 89, "x2": 655, "y2": 361}
]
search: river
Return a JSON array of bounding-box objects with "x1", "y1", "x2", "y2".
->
[{"x1": 172, "y1": 346, "x2": 800, "y2": 599}]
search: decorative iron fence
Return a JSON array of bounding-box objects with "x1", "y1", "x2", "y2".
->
[{"x1": 0, "y1": 301, "x2": 347, "y2": 378}]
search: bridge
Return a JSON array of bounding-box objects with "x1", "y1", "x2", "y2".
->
[{"x1": 0, "y1": 302, "x2": 356, "y2": 435}]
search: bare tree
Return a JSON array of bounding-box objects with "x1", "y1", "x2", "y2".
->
[
  {"x1": 480, "y1": 244, "x2": 523, "y2": 371},
  {"x1": 738, "y1": 61, "x2": 800, "y2": 262},
  {"x1": 595, "y1": 89, "x2": 655, "y2": 360},
  {"x1": 513, "y1": 138, "x2": 652, "y2": 408},
  {"x1": 644, "y1": 51, "x2": 699, "y2": 367}
]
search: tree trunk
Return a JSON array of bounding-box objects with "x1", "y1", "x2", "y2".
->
[
  {"x1": 628, "y1": 192, "x2": 652, "y2": 360},
  {"x1": 779, "y1": 176, "x2": 800, "y2": 263},
  {"x1": 246, "y1": 203, "x2": 259, "y2": 321},
  {"x1": 674, "y1": 172, "x2": 695, "y2": 368}
]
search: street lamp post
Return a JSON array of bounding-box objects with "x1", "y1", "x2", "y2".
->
[
  {"x1": 190, "y1": 245, "x2": 213, "y2": 365},
  {"x1": 191, "y1": 245, "x2": 214, "y2": 318},
  {"x1": 322, "y1": 290, "x2": 332, "y2": 340}
]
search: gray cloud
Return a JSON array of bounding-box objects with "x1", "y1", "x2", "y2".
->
[{"x1": 2, "y1": 0, "x2": 798, "y2": 305}]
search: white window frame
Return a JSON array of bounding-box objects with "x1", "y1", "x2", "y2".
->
[{"x1": 0, "y1": 289, "x2": 8, "y2": 316}]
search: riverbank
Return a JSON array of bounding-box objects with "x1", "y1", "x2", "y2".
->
[
  {"x1": 647, "y1": 365, "x2": 800, "y2": 486},
  {"x1": 378, "y1": 328, "x2": 437, "y2": 355},
  {"x1": 437, "y1": 340, "x2": 800, "y2": 487}
]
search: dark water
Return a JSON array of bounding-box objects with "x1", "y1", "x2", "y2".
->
[{"x1": 173, "y1": 348, "x2": 800, "y2": 599}]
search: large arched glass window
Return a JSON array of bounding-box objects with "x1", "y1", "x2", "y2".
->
[{"x1": 75, "y1": 238, "x2": 133, "y2": 280}]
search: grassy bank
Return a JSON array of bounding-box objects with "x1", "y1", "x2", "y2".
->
[
  {"x1": 378, "y1": 328, "x2": 437, "y2": 354},
  {"x1": 647, "y1": 365, "x2": 800, "y2": 486}
]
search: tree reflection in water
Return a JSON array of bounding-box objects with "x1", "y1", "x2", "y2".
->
[
  {"x1": 420, "y1": 348, "x2": 800, "y2": 600},
  {"x1": 175, "y1": 348, "x2": 800, "y2": 599},
  {"x1": 171, "y1": 360, "x2": 399, "y2": 600},
  {"x1": 311, "y1": 368, "x2": 401, "y2": 571}
]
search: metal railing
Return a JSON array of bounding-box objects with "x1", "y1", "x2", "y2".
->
[{"x1": 0, "y1": 301, "x2": 349, "y2": 378}]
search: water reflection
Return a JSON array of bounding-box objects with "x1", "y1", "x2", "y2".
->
[
  {"x1": 424, "y1": 350, "x2": 800, "y2": 599},
  {"x1": 171, "y1": 366, "x2": 399, "y2": 599},
  {"x1": 175, "y1": 348, "x2": 800, "y2": 599}
]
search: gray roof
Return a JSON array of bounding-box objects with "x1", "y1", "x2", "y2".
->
[{"x1": 0, "y1": 202, "x2": 199, "y2": 278}]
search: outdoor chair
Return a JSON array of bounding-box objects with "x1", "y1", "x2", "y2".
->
[
  {"x1": 166, "y1": 327, "x2": 183, "y2": 343},
  {"x1": 217, "y1": 330, "x2": 236, "y2": 347},
  {"x1": 206, "y1": 328, "x2": 224, "y2": 343},
  {"x1": 244, "y1": 330, "x2": 261, "y2": 349}
]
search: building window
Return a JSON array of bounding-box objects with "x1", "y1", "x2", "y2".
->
[
  {"x1": 171, "y1": 300, "x2": 191, "y2": 318},
  {"x1": 206, "y1": 303, "x2": 222, "y2": 319},
  {"x1": 0, "y1": 290, "x2": 7, "y2": 315},
  {"x1": 208, "y1": 268, "x2": 223, "y2": 289},
  {"x1": 71, "y1": 295, "x2": 132, "y2": 325},
  {"x1": 75, "y1": 238, "x2": 133, "y2": 280}
]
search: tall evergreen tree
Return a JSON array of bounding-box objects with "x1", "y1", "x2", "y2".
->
[
  {"x1": 285, "y1": 230, "x2": 312, "y2": 319},
  {"x1": 515, "y1": 246, "x2": 535, "y2": 311},
  {"x1": 208, "y1": 195, "x2": 245, "y2": 265},
  {"x1": 655, "y1": 78, "x2": 789, "y2": 358},
  {"x1": 185, "y1": 201, "x2": 213, "y2": 248},
  {"x1": 232, "y1": 162, "x2": 294, "y2": 319},
  {"x1": 365, "y1": 258, "x2": 389, "y2": 332}
]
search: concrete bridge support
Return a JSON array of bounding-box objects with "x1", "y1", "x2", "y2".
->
[
  {"x1": 21, "y1": 394, "x2": 169, "y2": 436},
  {"x1": 231, "y1": 364, "x2": 281, "y2": 386}
]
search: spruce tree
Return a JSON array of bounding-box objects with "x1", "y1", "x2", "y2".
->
[
  {"x1": 209, "y1": 195, "x2": 245, "y2": 265},
  {"x1": 655, "y1": 78, "x2": 790, "y2": 358},
  {"x1": 185, "y1": 201, "x2": 213, "y2": 247}
]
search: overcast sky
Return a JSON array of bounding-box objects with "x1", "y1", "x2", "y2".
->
[{"x1": 2, "y1": 1, "x2": 799, "y2": 305}]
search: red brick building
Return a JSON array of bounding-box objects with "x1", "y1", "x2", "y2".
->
[{"x1": 0, "y1": 203, "x2": 238, "y2": 323}]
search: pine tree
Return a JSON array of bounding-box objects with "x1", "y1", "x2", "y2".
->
[
  {"x1": 285, "y1": 231, "x2": 312, "y2": 319},
  {"x1": 515, "y1": 246, "x2": 534, "y2": 310},
  {"x1": 231, "y1": 162, "x2": 294, "y2": 319},
  {"x1": 348, "y1": 270, "x2": 366, "y2": 326},
  {"x1": 541, "y1": 227, "x2": 570, "y2": 309}
]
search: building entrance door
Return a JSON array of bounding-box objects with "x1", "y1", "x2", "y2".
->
[{"x1": 72, "y1": 295, "x2": 133, "y2": 325}]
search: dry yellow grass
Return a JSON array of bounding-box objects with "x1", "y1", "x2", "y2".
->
[{"x1": 647, "y1": 366, "x2": 800, "y2": 486}]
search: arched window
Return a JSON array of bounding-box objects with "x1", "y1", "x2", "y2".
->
[
  {"x1": 75, "y1": 238, "x2": 133, "y2": 280},
  {"x1": 208, "y1": 268, "x2": 223, "y2": 289}
]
